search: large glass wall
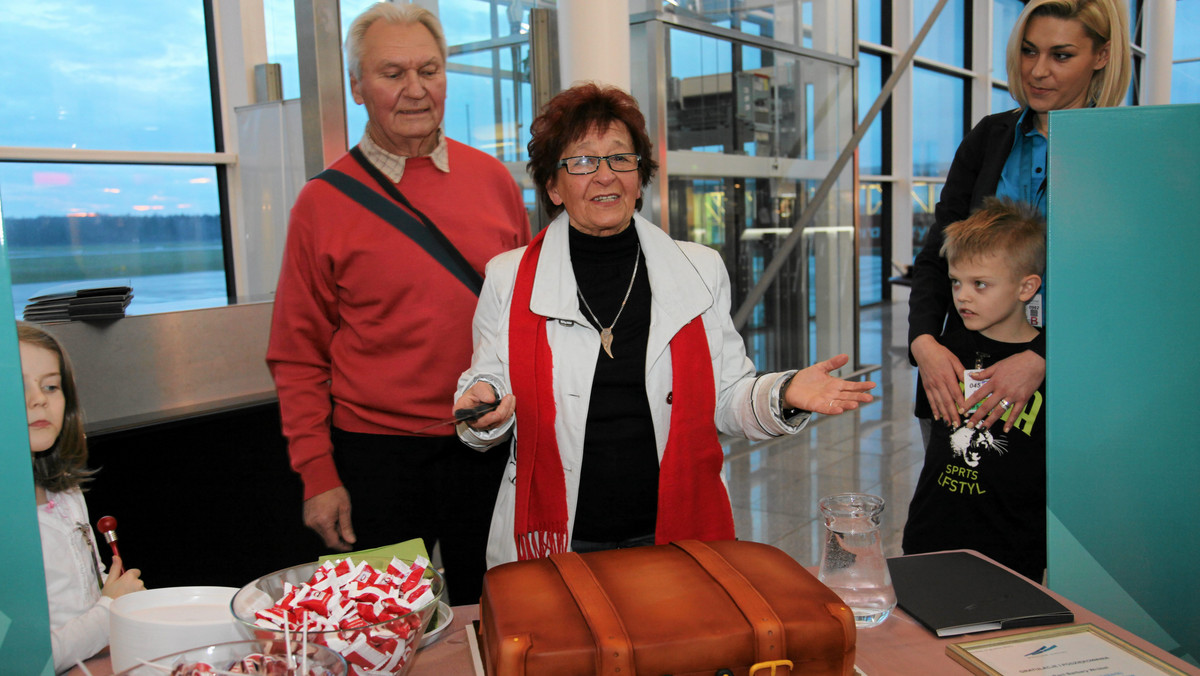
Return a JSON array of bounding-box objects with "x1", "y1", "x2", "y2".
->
[
  {"x1": 655, "y1": 19, "x2": 854, "y2": 371},
  {"x1": 0, "y1": 1, "x2": 228, "y2": 317}
]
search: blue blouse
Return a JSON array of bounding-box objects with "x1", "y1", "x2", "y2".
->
[
  {"x1": 995, "y1": 108, "x2": 1046, "y2": 327},
  {"x1": 995, "y1": 108, "x2": 1047, "y2": 215}
]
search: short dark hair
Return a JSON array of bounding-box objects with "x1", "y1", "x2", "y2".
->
[
  {"x1": 526, "y1": 83, "x2": 659, "y2": 218},
  {"x1": 941, "y1": 197, "x2": 1046, "y2": 279},
  {"x1": 18, "y1": 322, "x2": 93, "y2": 492}
]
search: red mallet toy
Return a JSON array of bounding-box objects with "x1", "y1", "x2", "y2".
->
[{"x1": 96, "y1": 516, "x2": 120, "y2": 560}]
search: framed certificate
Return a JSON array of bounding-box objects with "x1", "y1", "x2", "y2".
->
[{"x1": 947, "y1": 624, "x2": 1190, "y2": 676}]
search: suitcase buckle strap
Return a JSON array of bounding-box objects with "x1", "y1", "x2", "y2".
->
[{"x1": 749, "y1": 659, "x2": 794, "y2": 676}]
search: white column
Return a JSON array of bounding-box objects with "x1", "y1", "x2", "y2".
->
[
  {"x1": 557, "y1": 0, "x2": 631, "y2": 91},
  {"x1": 1143, "y1": 0, "x2": 1175, "y2": 105},
  {"x1": 214, "y1": 0, "x2": 268, "y2": 297},
  {"x1": 891, "y1": 0, "x2": 916, "y2": 304}
]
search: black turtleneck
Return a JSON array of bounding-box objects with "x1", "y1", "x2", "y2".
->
[{"x1": 568, "y1": 222, "x2": 658, "y2": 541}]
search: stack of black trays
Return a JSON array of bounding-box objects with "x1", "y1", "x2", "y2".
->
[{"x1": 23, "y1": 280, "x2": 133, "y2": 323}]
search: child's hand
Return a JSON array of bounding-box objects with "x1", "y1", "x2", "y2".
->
[{"x1": 102, "y1": 555, "x2": 146, "y2": 599}]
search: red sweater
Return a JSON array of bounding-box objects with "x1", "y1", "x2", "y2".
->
[{"x1": 267, "y1": 141, "x2": 530, "y2": 499}]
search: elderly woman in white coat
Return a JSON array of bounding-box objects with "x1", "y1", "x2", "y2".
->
[{"x1": 455, "y1": 83, "x2": 875, "y2": 568}]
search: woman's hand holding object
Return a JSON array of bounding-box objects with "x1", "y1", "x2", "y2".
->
[{"x1": 454, "y1": 382, "x2": 516, "y2": 432}]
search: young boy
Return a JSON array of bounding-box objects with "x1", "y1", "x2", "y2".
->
[{"x1": 902, "y1": 196, "x2": 1047, "y2": 580}]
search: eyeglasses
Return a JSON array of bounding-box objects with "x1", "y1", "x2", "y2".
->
[{"x1": 557, "y1": 153, "x2": 641, "y2": 175}]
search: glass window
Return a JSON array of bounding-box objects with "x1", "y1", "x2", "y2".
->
[
  {"x1": 992, "y1": 86, "x2": 1016, "y2": 114},
  {"x1": 1173, "y1": 62, "x2": 1200, "y2": 104},
  {"x1": 0, "y1": 3, "x2": 215, "y2": 152},
  {"x1": 911, "y1": 181, "x2": 944, "y2": 258},
  {"x1": 858, "y1": 52, "x2": 885, "y2": 175},
  {"x1": 668, "y1": 175, "x2": 825, "y2": 372},
  {"x1": 669, "y1": 26, "x2": 734, "y2": 81},
  {"x1": 859, "y1": 0, "x2": 884, "y2": 44},
  {"x1": 858, "y1": 182, "x2": 886, "y2": 306},
  {"x1": 666, "y1": 27, "x2": 849, "y2": 162},
  {"x1": 445, "y1": 45, "x2": 533, "y2": 163},
  {"x1": 439, "y1": 0, "x2": 547, "y2": 160},
  {"x1": 441, "y1": 0, "x2": 533, "y2": 44},
  {"x1": 992, "y1": 0, "x2": 1024, "y2": 82},
  {"x1": 0, "y1": 1, "x2": 227, "y2": 318},
  {"x1": 911, "y1": 68, "x2": 964, "y2": 177},
  {"x1": 264, "y1": 0, "x2": 301, "y2": 101},
  {"x1": 664, "y1": 1, "x2": 776, "y2": 42},
  {"x1": 914, "y1": 0, "x2": 965, "y2": 68},
  {"x1": 1, "y1": 163, "x2": 226, "y2": 316},
  {"x1": 342, "y1": 0, "x2": 381, "y2": 144},
  {"x1": 1174, "y1": 0, "x2": 1200, "y2": 63},
  {"x1": 1171, "y1": 1, "x2": 1200, "y2": 103}
]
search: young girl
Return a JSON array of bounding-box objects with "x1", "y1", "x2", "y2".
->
[{"x1": 19, "y1": 322, "x2": 144, "y2": 672}]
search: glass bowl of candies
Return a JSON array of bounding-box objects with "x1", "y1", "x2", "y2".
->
[
  {"x1": 113, "y1": 637, "x2": 347, "y2": 675},
  {"x1": 231, "y1": 556, "x2": 445, "y2": 675}
]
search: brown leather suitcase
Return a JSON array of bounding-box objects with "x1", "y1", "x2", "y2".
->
[{"x1": 478, "y1": 539, "x2": 856, "y2": 675}]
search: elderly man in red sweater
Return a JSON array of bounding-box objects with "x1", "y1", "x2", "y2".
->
[{"x1": 267, "y1": 3, "x2": 529, "y2": 605}]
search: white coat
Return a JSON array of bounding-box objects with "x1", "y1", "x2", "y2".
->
[{"x1": 456, "y1": 213, "x2": 810, "y2": 568}]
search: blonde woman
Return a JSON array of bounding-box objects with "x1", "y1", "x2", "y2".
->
[{"x1": 908, "y1": 0, "x2": 1130, "y2": 439}]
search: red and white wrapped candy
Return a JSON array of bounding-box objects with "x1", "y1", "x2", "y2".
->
[
  {"x1": 165, "y1": 652, "x2": 334, "y2": 675},
  {"x1": 251, "y1": 557, "x2": 437, "y2": 675}
]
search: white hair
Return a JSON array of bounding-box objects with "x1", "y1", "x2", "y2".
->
[{"x1": 344, "y1": 2, "x2": 448, "y2": 80}]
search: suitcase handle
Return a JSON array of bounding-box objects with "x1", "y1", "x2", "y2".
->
[
  {"x1": 550, "y1": 552, "x2": 635, "y2": 675},
  {"x1": 672, "y1": 540, "x2": 789, "y2": 667}
]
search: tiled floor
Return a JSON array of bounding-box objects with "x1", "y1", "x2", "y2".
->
[{"x1": 725, "y1": 300, "x2": 924, "y2": 567}]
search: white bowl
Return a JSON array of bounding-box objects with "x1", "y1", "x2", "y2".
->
[{"x1": 109, "y1": 586, "x2": 251, "y2": 672}]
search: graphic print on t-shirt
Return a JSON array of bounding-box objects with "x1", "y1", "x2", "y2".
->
[
  {"x1": 949, "y1": 424, "x2": 1006, "y2": 468},
  {"x1": 933, "y1": 390, "x2": 1042, "y2": 496}
]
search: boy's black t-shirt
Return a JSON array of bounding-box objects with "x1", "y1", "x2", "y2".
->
[{"x1": 902, "y1": 327, "x2": 1047, "y2": 580}]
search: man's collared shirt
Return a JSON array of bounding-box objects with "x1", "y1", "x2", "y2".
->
[{"x1": 358, "y1": 128, "x2": 450, "y2": 183}]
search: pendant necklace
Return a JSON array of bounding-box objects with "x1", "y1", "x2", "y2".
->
[{"x1": 577, "y1": 243, "x2": 640, "y2": 359}]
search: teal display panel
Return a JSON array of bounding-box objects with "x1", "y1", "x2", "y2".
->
[
  {"x1": 0, "y1": 196, "x2": 55, "y2": 671},
  {"x1": 1046, "y1": 103, "x2": 1200, "y2": 666}
]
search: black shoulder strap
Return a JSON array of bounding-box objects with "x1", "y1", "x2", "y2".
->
[{"x1": 313, "y1": 149, "x2": 484, "y2": 296}]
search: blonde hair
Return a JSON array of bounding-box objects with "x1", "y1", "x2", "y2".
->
[
  {"x1": 1005, "y1": 0, "x2": 1132, "y2": 109},
  {"x1": 344, "y1": 2, "x2": 447, "y2": 80},
  {"x1": 18, "y1": 322, "x2": 93, "y2": 492},
  {"x1": 941, "y1": 197, "x2": 1046, "y2": 279}
]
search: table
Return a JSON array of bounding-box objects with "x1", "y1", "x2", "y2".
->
[
  {"x1": 73, "y1": 551, "x2": 1198, "y2": 676},
  {"x1": 408, "y1": 551, "x2": 1200, "y2": 676},
  {"x1": 408, "y1": 599, "x2": 1198, "y2": 676}
]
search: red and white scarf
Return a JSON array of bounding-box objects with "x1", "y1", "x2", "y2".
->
[{"x1": 508, "y1": 227, "x2": 736, "y2": 561}]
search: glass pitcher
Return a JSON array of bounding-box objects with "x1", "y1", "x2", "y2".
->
[{"x1": 816, "y1": 492, "x2": 897, "y2": 628}]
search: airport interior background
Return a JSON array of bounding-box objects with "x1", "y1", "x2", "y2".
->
[{"x1": 1, "y1": 0, "x2": 1198, "y2": 667}]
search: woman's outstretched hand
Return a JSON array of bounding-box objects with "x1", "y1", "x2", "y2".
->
[{"x1": 784, "y1": 353, "x2": 876, "y2": 415}]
